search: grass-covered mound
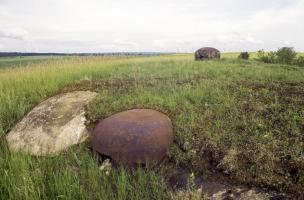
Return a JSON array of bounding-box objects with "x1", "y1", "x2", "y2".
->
[{"x1": 0, "y1": 54, "x2": 303, "y2": 199}]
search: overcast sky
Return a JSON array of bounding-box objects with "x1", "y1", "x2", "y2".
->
[{"x1": 0, "y1": 0, "x2": 303, "y2": 53}]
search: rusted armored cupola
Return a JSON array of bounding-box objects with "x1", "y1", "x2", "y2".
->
[
  {"x1": 195, "y1": 47, "x2": 221, "y2": 61},
  {"x1": 91, "y1": 109, "x2": 174, "y2": 168}
]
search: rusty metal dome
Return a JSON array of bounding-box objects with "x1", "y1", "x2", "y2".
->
[{"x1": 91, "y1": 109, "x2": 174, "y2": 167}]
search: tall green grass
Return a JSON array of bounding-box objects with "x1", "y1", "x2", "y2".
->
[{"x1": 0, "y1": 54, "x2": 304, "y2": 199}]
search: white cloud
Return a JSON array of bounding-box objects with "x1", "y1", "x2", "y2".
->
[
  {"x1": 0, "y1": 28, "x2": 31, "y2": 41},
  {"x1": 217, "y1": 33, "x2": 262, "y2": 45},
  {"x1": 111, "y1": 39, "x2": 137, "y2": 47},
  {"x1": 0, "y1": 0, "x2": 303, "y2": 52},
  {"x1": 153, "y1": 40, "x2": 166, "y2": 47}
]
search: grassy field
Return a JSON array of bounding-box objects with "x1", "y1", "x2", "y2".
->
[
  {"x1": 0, "y1": 53, "x2": 304, "y2": 199},
  {"x1": 0, "y1": 56, "x2": 64, "y2": 69}
]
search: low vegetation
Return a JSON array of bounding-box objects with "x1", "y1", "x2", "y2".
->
[
  {"x1": 257, "y1": 47, "x2": 304, "y2": 67},
  {"x1": 0, "y1": 54, "x2": 304, "y2": 199}
]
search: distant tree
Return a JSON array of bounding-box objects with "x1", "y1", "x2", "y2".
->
[{"x1": 276, "y1": 47, "x2": 297, "y2": 65}]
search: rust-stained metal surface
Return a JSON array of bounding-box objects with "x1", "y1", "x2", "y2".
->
[
  {"x1": 92, "y1": 109, "x2": 173, "y2": 167},
  {"x1": 195, "y1": 47, "x2": 221, "y2": 61}
]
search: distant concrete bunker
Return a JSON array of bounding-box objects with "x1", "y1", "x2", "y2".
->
[
  {"x1": 91, "y1": 109, "x2": 174, "y2": 167},
  {"x1": 195, "y1": 47, "x2": 221, "y2": 60}
]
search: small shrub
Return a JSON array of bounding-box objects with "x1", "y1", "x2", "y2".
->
[
  {"x1": 238, "y1": 52, "x2": 250, "y2": 60},
  {"x1": 257, "y1": 50, "x2": 268, "y2": 63},
  {"x1": 295, "y1": 56, "x2": 304, "y2": 67},
  {"x1": 267, "y1": 51, "x2": 277, "y2": 63},
  {"x1": 257, "y1": 50, "x2": 276, "y2": 63},
  {"x1": 276, "y1": 47, "x2": 297, "y2": 65}
]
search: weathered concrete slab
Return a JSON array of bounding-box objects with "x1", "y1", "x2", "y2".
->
[
  {"x1": 195, "y1": 47, "x2": 221, "y2": 60},
  {"x1": 6, "y1": 91, "x2": 97, "y2": 156}
]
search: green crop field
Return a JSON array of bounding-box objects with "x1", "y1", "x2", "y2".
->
[{"x1": 0, "y1": 54, "x2": 304, "y2": 199}]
